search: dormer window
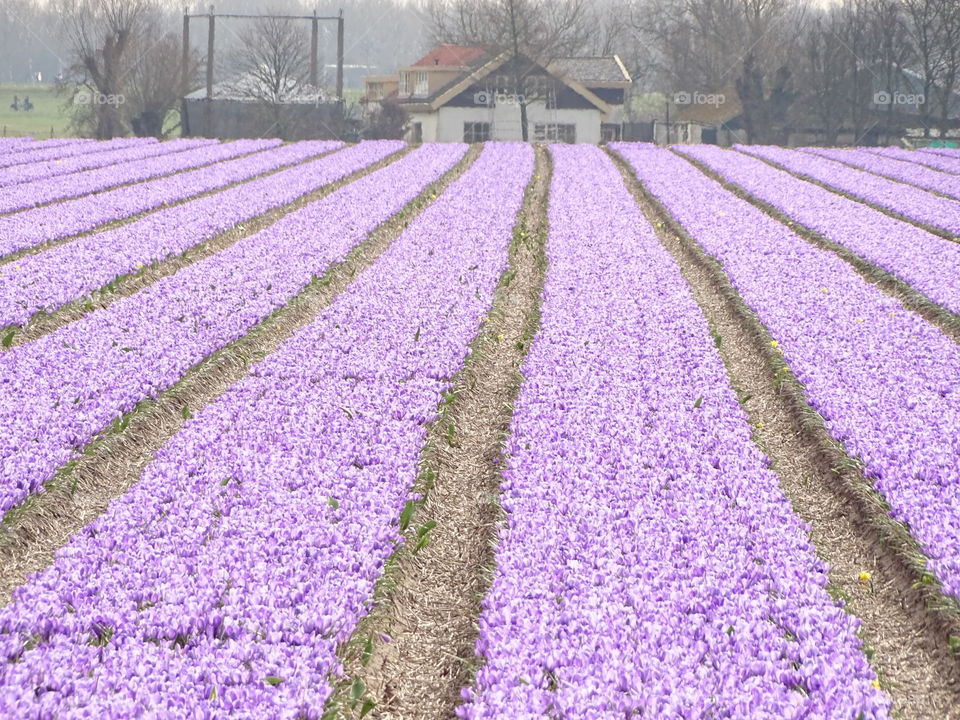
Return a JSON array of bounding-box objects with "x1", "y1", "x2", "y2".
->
[{"x1": 415, "y1": 71, "x2": 429, "y2": 97}]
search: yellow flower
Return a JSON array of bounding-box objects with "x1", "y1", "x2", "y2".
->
[
  {"x1": 859, "y1": 571, "x2": 872, "y2": 583},
  {"x1": 770, "y1": 340, "x2": 779, "y2": 348},
  {"x1": 821, "y1": 287, "x2": 829, "y2": 293},
  {"x1": 872, "y1": 679, "x2": 881, "y2": 690}
]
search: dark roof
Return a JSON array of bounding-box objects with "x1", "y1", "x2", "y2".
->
[
  {"x1": 411, "y1": 45, "x2": 488, "y2": 68},
  {"x1": 399, "y1": 50, "x2": 614, "y2": 113},
  {"x1": 549, "y1": 57, "x2": 630, "y2": 85}
]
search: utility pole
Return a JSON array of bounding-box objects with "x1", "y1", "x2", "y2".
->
[
  {"x1": 665, "y1": 99, "x2": 671, "y2": 145},
  {"x1": 310, "y1": 9, "x2": 319, "y2": 87},
  {"x1": 336, "y1": 10, "x2": 344, "y2": 101},
  {"x1": 181, "y1": 7, "x2": 191, "y2": 136},
  {"x1": 205, "y1": 5, "x2": 215, "y2": 137},
  {"x1": 181, "y1": 8, "x2": 190, "y2": 99}
]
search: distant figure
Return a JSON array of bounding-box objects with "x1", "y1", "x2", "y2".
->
[
  {"x1": 9, "y1": 95, "x2": 19, "y2": 112},
  {"x1": 22, "y1": 96, "x2": 33, "y2": 112}
]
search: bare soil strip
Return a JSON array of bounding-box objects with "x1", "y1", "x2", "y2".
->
[
  {"x1": 323, "y1": 147, "x2": 550, "y2": 720},
  {"x1": 737, "y1": 147, "x2": 960, "y2": 244},
  {"x1": 0, "y1": 146, "x2": 481, "y2": 607},
  {"x1": 608, "y1": 147, "x2": 960, "y2": 720},
  {"x1": 0, "y1": 145, "x2": 408, "y2": 350},
  {"x1": 677, "y1": 150, "x2": 960, "y2": 345},
  {"x1": 0, "y1": 144, "x2": 344, "y2": 269}
]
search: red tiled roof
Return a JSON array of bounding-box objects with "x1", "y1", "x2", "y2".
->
[{"x1": 412, "y1": 44, "x2": 487, "y2": 68}]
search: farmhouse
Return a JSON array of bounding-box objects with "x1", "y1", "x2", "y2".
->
[{"x1": 376, "y1": 44, "x2": 631, "y2": 143}]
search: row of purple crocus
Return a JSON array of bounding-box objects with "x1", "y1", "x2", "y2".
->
[
  {"x1": 458, "y1": 144, "x2": 887, "y2": 720},
  {"x1": 921, "y1": 147, "x2": 960, "y2": 159},
  {"x1": 737, "y1": 144, "x2": 960, "y2": 237},
  {"x1": 0, "y1": 140, "x2": 449, "y2": 515},
  {"x1": 0, "y1": 142, "x2": 533, "y2": 719},
  {"x1": 0, "y1": 138, "x2": 209, "y2": 188},
  {"x1": 0, "y1": 138, "x2": 133, "y2": 172},
  {"x1": 0, "y1": 140, "x2": 345, "y2": 328},
  {"x1": 0, "y1": 138, "x2": 34, "y2": 153},
  {"x1": 0, "y1": 139, "x2": 315, "y2": 259},
  {"x1": 0, "y1": 138, "x2": 281, "y2": 215},
  {"x1": 615, "y1": 142, "x2": 960, "y2": 601},
  {"x1": 676, "y1": 145, "x2": 960, "y2": 317},
  {"x1": 0, "y1": 138, "x2": 98, "y2": 168},
  {"x1": 801, "y1": 146, "x2": 960, "y2": 201},
  {"x1": 864, "y1": 146, "x2": 960, "y2": 175}
]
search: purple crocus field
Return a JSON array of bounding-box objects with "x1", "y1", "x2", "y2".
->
[
  {"x1": 738, "y1": 144, "x2": 960, "y2": 236},
  {"x1": 0, "y1": 141, "x2": 531, "y2": 719},
  {"x1": 2, "y1": 137, "x2": 960, "y2": 718},
  {"x1": 0, "y1": 138, "x2": 99, "y2": 169},
  {"x1": 0, "y1": 138, "x2": 210, "y2": 188},
  {"x1": 0, "y1": 138, "x2": 282, "y2": 214},
  {"x1": 864, "y1": 146, "x2": 960, "y2": 175},
  {"x1": 0, "y1": 140, "x2": 360, "y2": 327},
  {"x1": 615, "y1": 143, "x2": 960, "y2": 599},
  {"x1": 458, "y1": 144, "x2": 887, "y2": 720},
  {"x1": 0, "y1": 140, "x2": 342, "y2": 258},
  {"x1": 676, "y1": 144, "x2": 960, "y2": 316},
  {"x1": 0, "y1": 140, "x2": 441, "y2": 514},
  {"x1": 800, "y1": 146, "x2": 960, "y2": 200}
]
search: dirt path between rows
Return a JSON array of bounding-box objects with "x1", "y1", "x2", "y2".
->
[
  {"x1": 325, "y1": 146, "x2": 550, "y2": 720},
  {"x1": 0, "y1": 146, "x2": 481, "y2": 607},
  {"x1": 608, "y1": 146, "x2": 960, "y2": 720}
]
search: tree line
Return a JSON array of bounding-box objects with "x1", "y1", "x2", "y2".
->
[
  {"x1": 3, "y1": 0, "x2": 958, "y2": 143},
  {"x1": 428, "y1": 0, "x2": 960, "y2": 144}
]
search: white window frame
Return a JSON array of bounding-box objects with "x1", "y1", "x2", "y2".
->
[
  {"x1": 415, "y1": 70, "x2": 429, "y2": 97},
  {"x1": 463, "y1": 121, "x2": 491, "y2": 143}
]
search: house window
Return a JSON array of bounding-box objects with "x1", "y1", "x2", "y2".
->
[
  {"x1": 601, "y1": 123, "x2": 621, "y2": 143},
  {"x1": 399, "y1": 72, "x2": 408, "y2": 96},
  {"x1": 533, "y1": 123, "x2": 576, "y2": 143},
  {"x1": 463, "y1": 122, "x2": 491, "y2": 142},
  {"x1": 412, "y1": 122, "x2": 423, "y2": 143},
  {"x1": 415, "y1": 71, "x2": 428, "y2": 97}
]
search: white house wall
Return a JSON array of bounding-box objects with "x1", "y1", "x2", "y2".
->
[
  {"x1": 432, "y1": 102, "x2": 602, "y2": 143},
  {"x1": 407, "y1": 112, "x2": 439, "y2": 142}
]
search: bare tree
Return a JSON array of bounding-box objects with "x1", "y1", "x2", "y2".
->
[
  {"x1": 57, "y1": 0, "x2": 156, "y2": 138},
  {"x1": 903, "y1": 0, "x2": 942, "y2": 135},
  {"x1": 930, "y1": 0, "x2": 960, "y2": 138},
  {"x1": 231, "y1": 15, "x2": 311, "y2": 104},
  {"x1": 228, "y1": 14, "x2": 313, "y2": 138},
  {"x1": 428, "y1": 0, "x2": 592, "y2": 58},
  {"x1": 796, "y1": 8, "x2": 849, "y2": 145},
  {"x1": 126, "y1": 30, "x2": 201, "y2": 138},
  {"x1": 635, "y1": 0, "x2": 803, "y2": 143}
]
